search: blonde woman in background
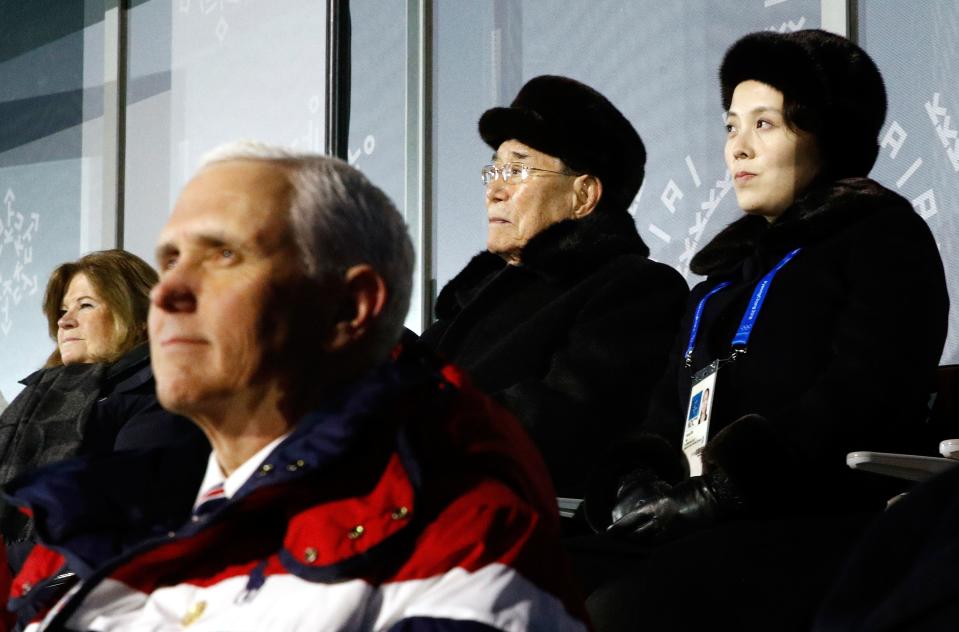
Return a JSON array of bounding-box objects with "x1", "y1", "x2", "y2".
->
[{"x1": 0, "y1": 250, "x2": 206, "y2": 572}]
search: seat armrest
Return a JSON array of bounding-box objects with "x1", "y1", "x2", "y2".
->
[
  {"x1": 939, "y1": 439, "x2": 959, "y2": 459},
  {"x1": 557, "y1": 497, "x2": 584, "y2": 519},
  {"x1": 847, "y1": 451, "x2": 959, "y2": 483}
]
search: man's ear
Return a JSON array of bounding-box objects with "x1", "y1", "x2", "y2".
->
[
  {"x1": 572, "y1": 174, "x2": 602, "y2": 219},
  {"x1": 325, "y1": 264, "x2": 388, "y2": 352}
]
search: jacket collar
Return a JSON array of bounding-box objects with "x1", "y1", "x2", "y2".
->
[
  {"x1": 105, "y1": 343, "x2": 150, "y2": 381},
  {"x1": 690, "y1": 177, "x2": 900, "y2": 277},
  {"x1": 2, "y1": 342, "x2": 446, "y2": 576},
  {"x1": 18, "y1": 343, "x2": 151, "y2": 389},
  {"x1": 435, "y1": 210, "x2": 648, "y2": 318},
  {"x1": 520, "y1": 210, "x2": 650, "y2": 275}
]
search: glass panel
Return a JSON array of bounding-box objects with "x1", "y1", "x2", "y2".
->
[
  {"x1": 347, "y1": 0, "x2": 410, "y2": 326},
  {"x1": 0, "y1": 1, "x2": 106, "y2": 399},
  {"x1": 124, "y1": 0, "x2": 328, "y2": 262},
  {"x1": 859, "y1": 0, "x2": 959, "y2": 363},
  {"x1": 347, "y1": 0, "x2": 406, "y2": 217}
]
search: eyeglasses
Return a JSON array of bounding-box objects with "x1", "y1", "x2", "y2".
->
[{"x1": 480, "y1": 162, "x2": 574, "y2": 186}]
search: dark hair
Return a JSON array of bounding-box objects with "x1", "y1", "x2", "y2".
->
[
  {"x1": 780, "y1": 92, "x2": 820, "y2": 137},
  {"x1": 42, "y1": 249, "x2": 158, "y2": 367}
]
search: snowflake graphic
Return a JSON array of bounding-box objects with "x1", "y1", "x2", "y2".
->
[
  {"x1": 177, "y1": 0, "x2": 241, "y2": 43},
  {"x1": 0, "y1": 189, "x2": 41, "y2": 336}
]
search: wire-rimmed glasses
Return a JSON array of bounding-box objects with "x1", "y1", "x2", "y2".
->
[{"x1": 480, "y1": 162, "x2": 575, "y2": 186}]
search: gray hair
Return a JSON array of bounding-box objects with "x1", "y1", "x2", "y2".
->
[{"x1": 200, "y1": 140, "x2": 414, "y2": 362}]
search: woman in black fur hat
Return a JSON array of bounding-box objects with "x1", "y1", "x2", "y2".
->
[{"x1": 580, "y1": 29, "x2": 949, "y2": 630}]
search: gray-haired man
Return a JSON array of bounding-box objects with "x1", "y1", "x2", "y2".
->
[{"x1": 6, "y1": 142, "x2": 588, "y2": 631}]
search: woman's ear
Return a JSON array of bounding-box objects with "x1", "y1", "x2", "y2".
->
[
  {"x1": 572, "y1": 174, "x2": 602, "y2": 219},
  {"x1": 325, "y1": 264, "x2": 388, "y2": 352}
]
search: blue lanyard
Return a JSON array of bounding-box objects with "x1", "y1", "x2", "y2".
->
[
  {"x1": 684, "y1": 248, "x2": 802, "y2": 366},
  {"x1": 684, "y1": 281, "x2": 732, "y2": 364}
]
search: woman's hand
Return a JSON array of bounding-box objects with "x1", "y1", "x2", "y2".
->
[
  {"x1": 607, "y1": 467, "x2": 748, "y2": 541},
  {"x1": 607, "y1": 476, "x2": 722, "y2": 540},
  {"x1": 608, "y1": 468, "x2": 673, "y2": 525}
]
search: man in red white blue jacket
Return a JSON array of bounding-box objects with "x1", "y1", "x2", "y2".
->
[{"x1": 5, "y1": 142, "x2": 588, "y2": 631}]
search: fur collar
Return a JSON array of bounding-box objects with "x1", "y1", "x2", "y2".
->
[
  {"x1": 691, "y1": 177, "x2": 906, "y2": 276},
  {"x1": 435, "y1": 211, "x2": 648, "y2": 318}
]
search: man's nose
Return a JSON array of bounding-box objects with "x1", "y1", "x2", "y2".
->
[
  {"x1": 151, "y1": 267, "x2": 198, "y2": 313},
  {"x1": 485, "y1": 177, "x2": 509, "y2": 202}
]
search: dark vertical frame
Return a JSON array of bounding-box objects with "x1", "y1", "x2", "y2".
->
[
  {"x1": 114, "y1": 0, "x2": 128, "y2": 246},
  {"x1": 406, "y1": 0, "x2": 433, "y2": 331},
  {"x1": 326, "y1": 0, "x2": 351, "y2": 160}
]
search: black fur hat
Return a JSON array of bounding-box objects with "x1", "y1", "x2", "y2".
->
[
  {"x1": 720, "y1": 29, "x2": 887, "y2": 178},
  {"x1": 479, "y1": 75, "x2": 646, "y2": 216}
]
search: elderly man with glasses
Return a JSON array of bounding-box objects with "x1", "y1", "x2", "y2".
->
[{"x1": 421, "y1": 76, "x2": 689, "y2": 524}]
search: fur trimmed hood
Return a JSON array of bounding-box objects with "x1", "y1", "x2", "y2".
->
[
  {"x1": 434, "y1": 211, "x2": 649, "y2": 319},
  {"x1": 691, "y1": 177, "x2": 907, "y2": 277}
]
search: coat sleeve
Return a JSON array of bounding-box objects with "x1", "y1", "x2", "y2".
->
[
  {"x1": 491, "y1": 261, "x2": 689, "y2": 496},
  {"x1": 702, "y1": 203, "x2": 950, "y2": 511},
  {"x1": 580, "y1": 302, "x2": 697, "y2": 528},
  {"x1": 7, "y1": 544, "x2": 73, "y2": 630},
  {"x1": 637, "y1": 299, "x2": 700, "y2": 456}
]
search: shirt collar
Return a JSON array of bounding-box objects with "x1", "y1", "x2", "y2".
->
[{"x1": 194, "y1": 431, "x2": 292, "y2": 509}]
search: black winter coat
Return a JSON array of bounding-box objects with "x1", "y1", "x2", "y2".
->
[
  {"x1": 642, "y1": 177, "x2": 949, "y2": 514},
  {"x1": 421, "y1": 212, "x2": 689, "y2": 497},
  {"x1": 0, "y1": 344, "x2": 206, "y2": 565}
]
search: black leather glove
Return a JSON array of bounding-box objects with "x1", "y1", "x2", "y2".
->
[
  {"x1": 609, "y1": 468, "x2": 672, "y2": 525},
  {"x1": 581, "y1": 434, "x2": 688, "y2": 533},
  {"x1": 607, "y1": 471, "x2": 742, "y2": 541}
]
